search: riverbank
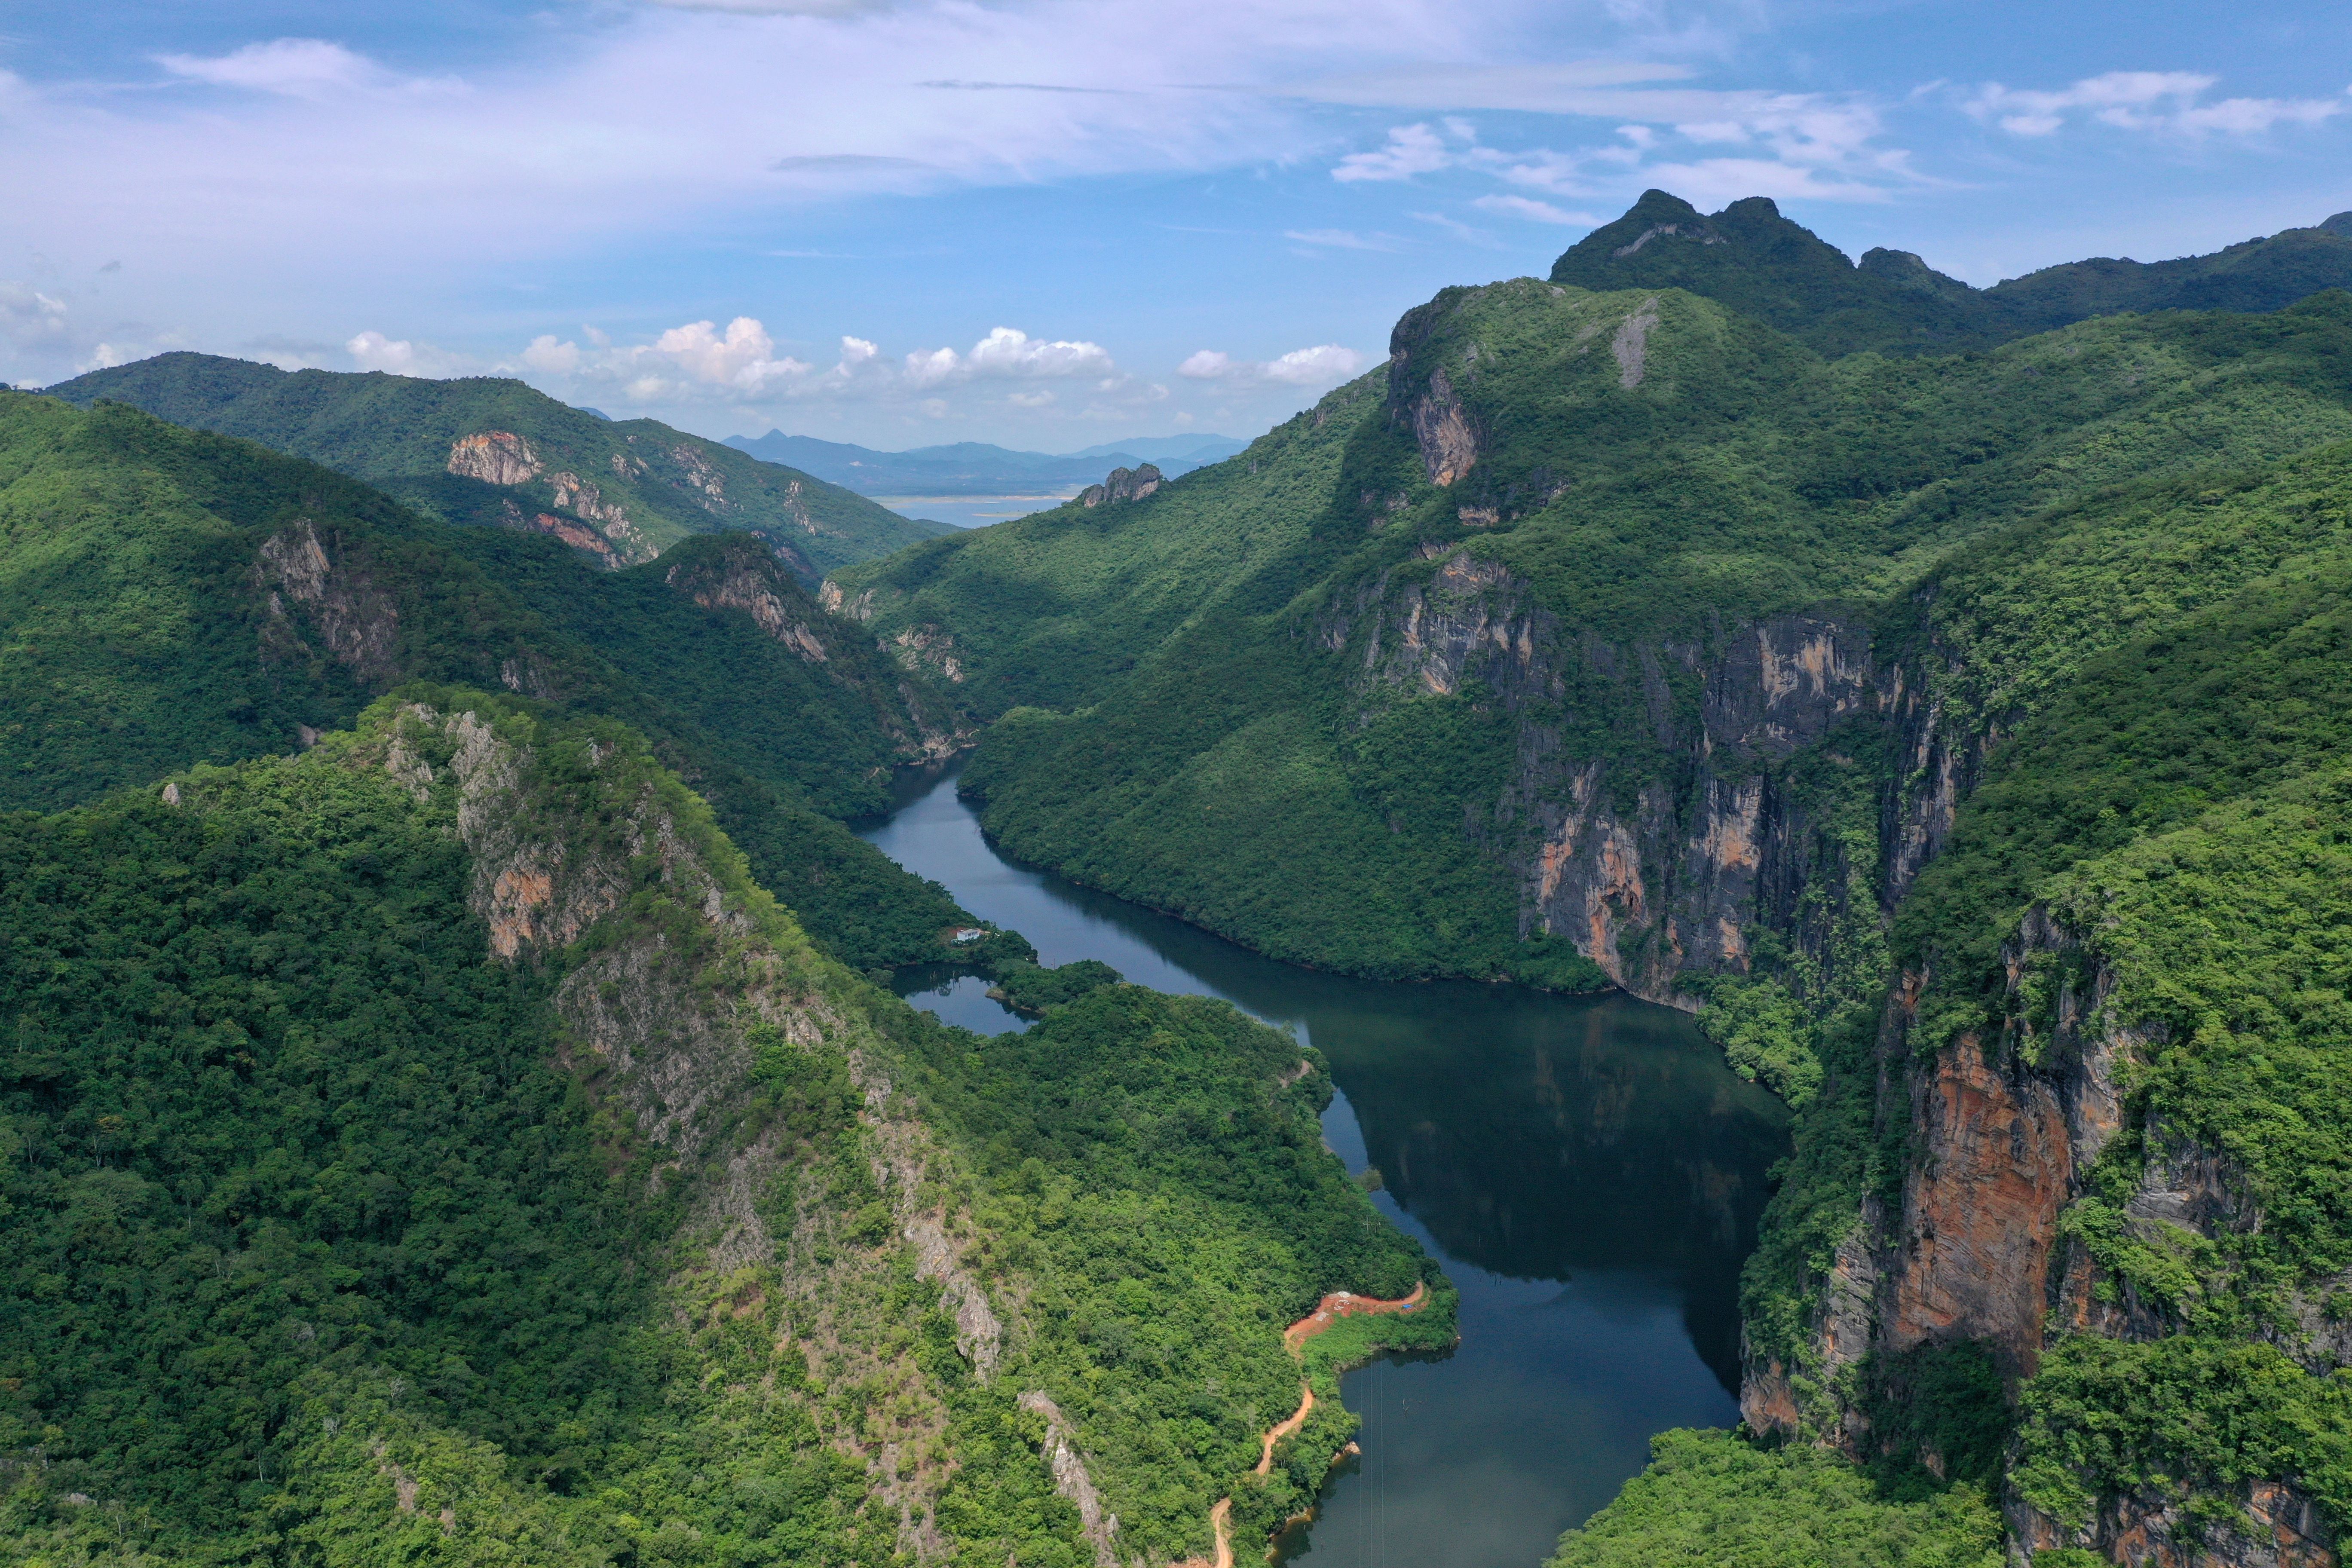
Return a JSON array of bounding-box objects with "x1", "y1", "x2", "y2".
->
[
  {"x1": 1183, "y1": 1283, "x2": 1438, "y2": 1567},
  {"x1": 857, "y1": 766, "x2": 1787, "y2": 1565}
]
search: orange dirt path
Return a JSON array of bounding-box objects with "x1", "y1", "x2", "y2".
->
[
  {"x1": 1256, "y1": 1381, "x2": 1313, "y2": 1475},
  {"x1": 1182, "y1": 1280, "x2": 1427, "y2": 1565}
]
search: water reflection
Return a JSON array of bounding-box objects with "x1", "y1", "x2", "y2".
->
[{"x1": 857, "y1": 764, "x2": 1789, "y2": 1566}]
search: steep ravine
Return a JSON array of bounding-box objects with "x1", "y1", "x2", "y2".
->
[{"x1": 1317, "y1": 533, "x2": 2345, "y2": 1564}]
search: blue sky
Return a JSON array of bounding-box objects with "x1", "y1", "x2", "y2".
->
[{"x1": 6, "y1": 0, "x2": 2349, "y2": 448}]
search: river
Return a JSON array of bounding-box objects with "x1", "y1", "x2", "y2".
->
[{"x1": 858, "y1": 764, "x2": 1791, "y2": 1568}]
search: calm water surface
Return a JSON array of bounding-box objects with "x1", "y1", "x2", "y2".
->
[
  {"x1": 858, "y1": 764, "x2": 1790, "y2": 1568},
  {"x1": 875, "y1": 493, "x2": 1077, "y2": 530}
]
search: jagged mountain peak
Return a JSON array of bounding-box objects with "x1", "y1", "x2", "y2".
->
[{"x1": 1551, "y1": 188, "x2": 2352, "y2": 358}]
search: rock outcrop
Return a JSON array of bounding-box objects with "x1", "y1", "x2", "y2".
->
[
  {"x1": 254, "y1": 518, "x2": 402, "y2": 685},
  {"x1": 355, "y1": 699, "x2": 1009, "y2": 1556},
  {"x1": 1079, "y1": 463, "x2": 1164, "y2": 507},
  {"x1": 446, "y1": 431, "x2": 543, "y2": 486},
  {"x1": 667, "y1": 543, "x2": 833, "y2": 663},
  {"x1": 1018, "y1": 1392, "x2": 1121, "y2": 1568},
  {"x1": 1326, "y1": 544, "x2": 1916, "y2": 1008}
]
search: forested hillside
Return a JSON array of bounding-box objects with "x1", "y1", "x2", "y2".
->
[
  {"x1": 831, "y1": 192, "x2": 2352, "y2": 1565},
  {"x1": 0, "y1": 692, "x2": 1447, "y2": 1564},
  {"x1": 0, "y1": 391, "x2": 1456, "y2": 1567},
  {"x1": 0, "y1": 391, "x2": 969, "y2": 969},
  {"x1": 44, "y1": 353, "x2": 945, "y2": 577}
]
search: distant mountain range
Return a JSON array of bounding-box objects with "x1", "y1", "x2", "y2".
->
[
  {"x1": 46, "y1": 353, "x2": 944, "y2": 577},
  {"x1": 724, "y1": 430, "x2": 1248, "y2": 496},
  {"x1": 1550, "y1": 189, "x2": 2352, "y2": 356}
]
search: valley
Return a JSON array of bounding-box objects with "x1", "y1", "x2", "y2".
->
[
  {"x1": 6, "y1": 184, "x2": 2352, "y2": 1568},
  {"x1": 858, "y1": 764, "x2": 1787, "y2": 1565}
]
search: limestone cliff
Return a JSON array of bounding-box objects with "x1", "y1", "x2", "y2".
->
[
  {"x1": 661, "y1": 536, "x2": 970, "y2": 763},
  {"x1": 1079, "y1": 463, "x2": 1164, "y2": 507},
  {"x1": 1322, "y1": 543, "x2": 1965, "y2": 1012},
  {"x1": 351, "y1": 698, "x2": 1016, "y2": 1555}
]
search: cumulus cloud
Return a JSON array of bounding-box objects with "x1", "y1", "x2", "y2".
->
[
  {"x1": 903, "y1": 327, "x2": 1117, "y2": 387},
  {"x1": 1179, "y1": 344, "x2": 1365, "y2": 388},
  {"x1": 521, "y1": 334, "x2": 581, "y2": 374},
  {"x1": 1333, "y1": 122, "x2": 1452, "y2": 182},
  {"x1": 346, "y1": 330, "x2": 477, "y2": 377},
  {"x1": 650, "y1": 317, "x2": 812, "y2": 391},
  {"x1": 516, "y1": 320, "x2": 1121, "y2": 411},
  {"x1": 1967, "y1": 72, "x2": 2348, "y2": 138}
]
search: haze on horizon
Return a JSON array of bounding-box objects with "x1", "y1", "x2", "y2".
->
[{"x1": 6, "y1": 0, "x2": 2350, "y2": 448}]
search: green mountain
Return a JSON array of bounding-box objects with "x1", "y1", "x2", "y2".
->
[
  {"x1": 43, "y1": 352, "x2": 949, "y2": 578},
  {"x1": 0, "y1": 389, "x2": 973, "y2": 970},
  {"x1": 0, "y1": 691, "x2": 1446, "y2": 1565},
  {"x1": 1547, "y1": 189, "x2": 2352, "y2": 356},
  {"x1": 0, "y1": 393, "x2": 1453, "y2": 1564},
  {"x1": 831, "y1": 192, "x2": 2352, "y2": 1562}
]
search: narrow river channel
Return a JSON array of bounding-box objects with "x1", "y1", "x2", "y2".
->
[{"x1": 858, "y1": 764, "x2": 1791, "y2": 1568}]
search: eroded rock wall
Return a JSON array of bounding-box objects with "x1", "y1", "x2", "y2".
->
[
  {"x1": 357, "y1": 701, "x2": 1014, "y2": 1557},
  {"x1": 1327, "y1": 545, "x2": 1915, "y2": 1008}
]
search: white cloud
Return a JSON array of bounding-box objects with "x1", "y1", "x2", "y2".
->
[
  {"x1": 1410, "y1": 211, "x2": 1500, "y2": 247},
  {"x1": 0, "y1": 282, "x2": 70, "y2": 345},
  {"x1": 1968, "y1": 72, "x2": 2348, "y2": 139},
  {"x1": 652, "y1": 316, "x2": 812, "y2": 391},
  {"x1": 1179, "y1": 343, "x2": 1365, "y2": 387},
  {"x1": 1640, "y1": 157, "x2": 1896, "y2": 203},
  {"x1": 904, "y1": 326, "x2": 1117, "y2": 387},
  {"x1": 522, "y1": 334, "x2": 580, "y2": 373},
  {"x1": 345, "y1": 330, "x2": 483, "y2": 377},
  {"x1": 518, "y1": 319, "x2": 1119, "y2": 412},
  {"x1": 1485, "y1": 147, "x2": 1592, "y2": 194},
  {"x1": 1334, "y1": 90, "x2": 1915, "y2": 205},
  {"x1": 1283, "y1": 227, "x2": 1397, "y2": 251},
  {"x1": 156, "y1": 39, "x2": 456, "y2": 103},
  {"x1": 1473, "y1": 193, "x2": 1596, "y2": 224},
  {"x1": 1297, "y1": 61, "x2": 1694, "y2": 112},
  {"x1": 1333, "y1": 122, "x2": 1452, "y2": 182}
]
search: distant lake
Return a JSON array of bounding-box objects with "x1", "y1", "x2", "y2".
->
[
  {"x1": 876, "y1": 492, "x2": 1077, "y2": 530},
  {"x1": 859, "y1": 763, "x2": 1791, "y2": 1568}
]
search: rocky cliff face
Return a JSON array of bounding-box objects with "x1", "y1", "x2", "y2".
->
[
  {"x1": 355, "y1": 699, "x2": 1018, "y2": 1556},
  {"x1": 254, "y1": 517, "x2": 403, "y2": 685},
  {"x1": 1733, "y1": 902, "x2": 2341, "y2": 1568},
  {"x1": 1325, "y1": 543, "x2": 1938, "y2": 1008},
  {"x1": 662, "y1": 538, "x2": 971, "y2": 764},
  {"x1": 1079, "y1": 463, "x2": 1164, "y2": 507},
  {"x1": 1320, "y1": 542, "x2": 2350, "y2": 1562}
]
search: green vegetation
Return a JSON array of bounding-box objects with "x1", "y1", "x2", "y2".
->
[
  {"x1": 2015, "y1": 1335, "x2": 2352, "y2": 1544},
  {"x1": 863, "y1": 278, "x2": 2352, "y2": 992},
  {"x1": 0, "y1": 390, "x2": 971, "y2": 970},
  {"x1": 836, "y1": 191, "x2": 2352, "y2": 1559},
  {"x1": 46, "y1": 352, "x2": 945, "y2": 575},
  {"x1": 0, "y1": 692, "x2": 1449, "y2": 1565},
  {"x1": 987, "y1": 958, "x2": 1122, "y2": 1015},
  {"x1": 1548, "y1": 189, "x2": 2352, "y2": 358},
  {"x1": 830, "y1": 371, "x2": 1388, "y2": 720},
  {"x1": 1545, "y1": 1430, "x2": 2004, "y2": 1568}
]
